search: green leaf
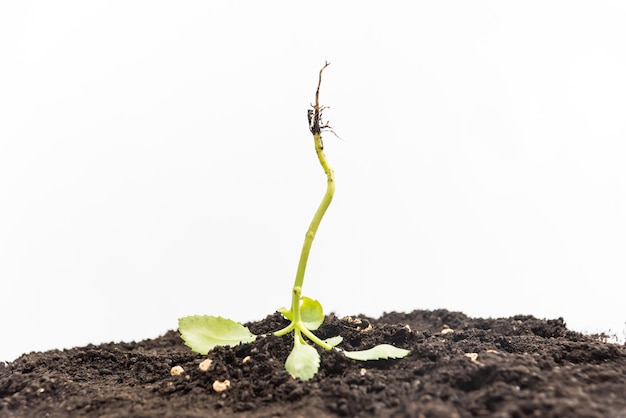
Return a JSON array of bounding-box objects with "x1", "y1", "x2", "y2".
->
[
  {"x1": 178, "y1": 315, "x2": 256, "y2": 354},
  {"x1": 278, "y1": 296, "x2": 325, "y2": 330},
  {"x1": 299, "y1": 297, "x2": 324, "y2": 330},
  {"x1": 343, "y1": 344, "x2": 410, "y2": 361},
  {"x1": 285, "y1": 336, "x2": 320, "y2": 381},
  {"x1": 278, "y1": 306, "x2": 292, "y2": 321},
  {"x1": 324, "y1": 335, "x2": 343, "y2": 348}
]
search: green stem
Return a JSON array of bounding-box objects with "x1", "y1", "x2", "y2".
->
[
  {"x1": 273, "y1": 63, "x2": 335, "y2": 345},
  {"x1": 290, "y1": 137, "x2": 334, "y2": 319},
  {"x1": 301, "y1": 324, "x2": 333, "y2": 350},
  {"x1": 273, "y1": 321, "x2": 295, "y2": 337},
  {"x1": 290, "y1": 62, "x2": 335, "y2": 324}
]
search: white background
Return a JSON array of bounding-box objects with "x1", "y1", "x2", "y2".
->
[{"x1": 1, "y1": 2, "x2": 625, "y2": 362}]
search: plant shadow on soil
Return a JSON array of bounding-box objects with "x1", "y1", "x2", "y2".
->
[{"x1": 1, "y1": 309, "x2": 625, "y2": 417}]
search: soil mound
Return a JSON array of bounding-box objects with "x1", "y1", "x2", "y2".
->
[{"x1": 2, "y1": 309, "x2": 625, "y2": 417}]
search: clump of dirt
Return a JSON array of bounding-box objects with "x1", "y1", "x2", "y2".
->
[{"x1": 1, "y1": 309, "x2": 625, "y2": 417}]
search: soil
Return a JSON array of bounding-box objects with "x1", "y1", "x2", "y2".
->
[{"x1": 1, "y1": 309, "x2": 625, "y2": 417}]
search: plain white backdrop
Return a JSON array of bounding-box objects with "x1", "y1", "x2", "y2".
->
[{"x1": 1, "y1": 2, "x2": 625, "y2": 362}]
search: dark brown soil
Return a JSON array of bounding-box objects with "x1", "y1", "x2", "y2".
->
[{"x1": 1, "y1": 309, "x2": 625, "y2": 417}]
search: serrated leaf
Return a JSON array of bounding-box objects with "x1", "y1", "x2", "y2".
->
[
  {"x1": 343, "y1": 344, "x2": 410, "y2": 361},
  {"x1": 324, "y1": 335, "x2": 343, "y2": 348},
  {"x1": 277, "y1": 297, "x2": 325, "y2": 330},
  {"x1": 178, "y1": 315, "x2": 256, "y2": 354},
  {"x1": 285, "y1": 337, "x2": 320, "y2": 381}
]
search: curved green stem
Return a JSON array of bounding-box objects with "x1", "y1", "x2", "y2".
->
[
  {"x1": 290, "y1": 147, "x2": 334, "y2": 317},
  {"x1": 273, "y1": 321, "x2": 295, "y2": 337},
  {"x1": 301, "y1": 325, "x2": 333, "y2": 350},
  {"x1": 289, "y1": 62, "x2": 335, "y2": 324}
]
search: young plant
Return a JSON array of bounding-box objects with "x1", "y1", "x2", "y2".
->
[{"x1": 178, "y1": 62, "x2": 410, "y2": 381}]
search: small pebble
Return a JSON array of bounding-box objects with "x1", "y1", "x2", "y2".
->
[
  {"x1": 170, "y1": 366, "x2": 184, "y2": 376},
  {"x1": 464, "y1": 352, "x2": 484, "y2": 366},
  {"x1": 441, "y1": 325, "x2": 454, "y2": 335},
  {"x1": 213, "y1": 380, "x2": 231, "y2": 392},
  {"x1": 199, "y1": 358, "x2": 213, "y2": 371}
]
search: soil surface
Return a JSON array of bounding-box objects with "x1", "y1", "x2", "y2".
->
[{"x1": 1, "y1": 309, "x2": 625, "y2": 417}]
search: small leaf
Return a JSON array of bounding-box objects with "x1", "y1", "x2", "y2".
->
[
  {"x1": 324, "y1": 335, "x2": 343, "y2": 348},
  {"x1": 278, "y1": 306, "x2": 292, "y2": 321},
  {"x1": 299, "y1": 297, "x2": 324, "y2": 330},
  {"x1": 285, "y1": 336, "x2": 320, "y2": 381},
  {"x1": 278, "y1": 297, "x2": 325, "y2": 330},
  {"x1": 178, "y1": 316, "x2": 256, "y2": 354},
  {"x1": 343, "y1": 344, "x2": 410, "y2": 361}
]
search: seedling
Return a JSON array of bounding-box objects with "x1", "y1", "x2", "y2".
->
[{"x1": 178, "y1": 62, "x2": 410, "y2": 380}]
